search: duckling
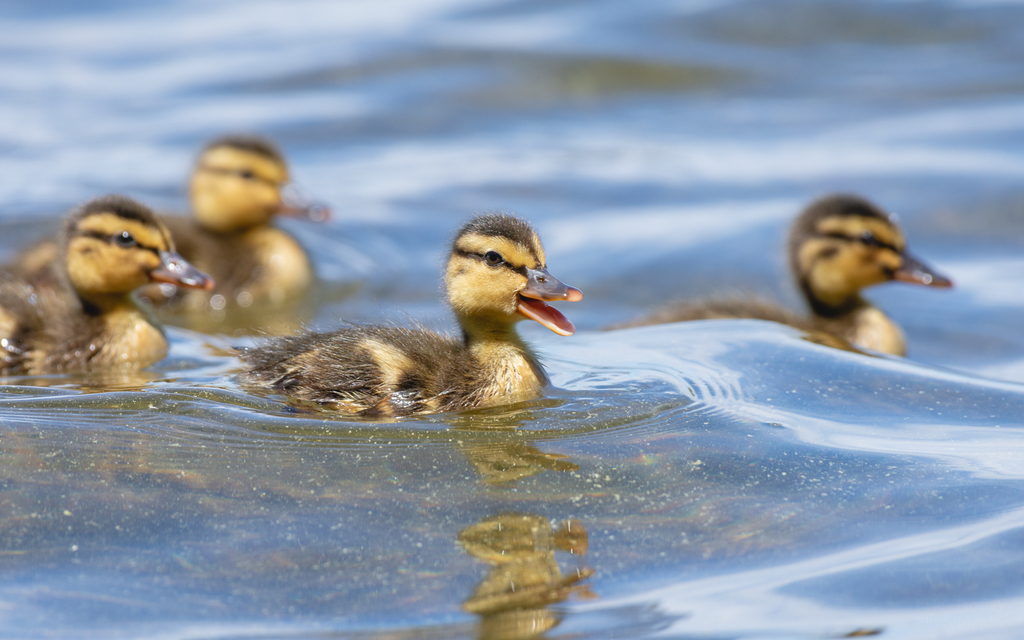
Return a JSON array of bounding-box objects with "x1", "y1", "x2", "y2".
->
[
  {"x1": 239, "y1": 213, "x2": 582, "y2": 416},
  {"x1": 615, "y1": 194, "x2": 952, "y2": 356},
  {"x1": 145, "y1": 134, "x2": 327, "y2": 310},
  {"x1": 13, "y1": 136, "x2": 325, "y2": 315},
  {"x1": 0, "y1": 195, "x2": 213, "y2": 374}
]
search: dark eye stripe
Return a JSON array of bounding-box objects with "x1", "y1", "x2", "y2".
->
[
  {"x1": 77, "y1": 229, "x2": 161, "y2": 255},
  {"x1": 198, "y1": 163, "x2": 279, "y2": 186},
  {"x1": 453, "y1": 248, "x2": 529, "y2": 276},
  {"x1": 819, "y1": 231, "x2": 899, "y2": 253}
]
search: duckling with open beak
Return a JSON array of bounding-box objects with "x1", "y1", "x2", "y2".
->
[{"x1": 240, "y1": 212, "x2": 582, "y2": 416}]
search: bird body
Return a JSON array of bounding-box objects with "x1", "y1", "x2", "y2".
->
[
  {"x1": 241, "y1": 323, "x2": 546, "y2": 415},
  {"x1": 615, "y1": 195, "x2": 951, "y2": 355},
  {"x1": 0, "y1": 196, "x2": 212, "y2": 375},
  {"x1": 10, "y1": 136, "x2": 323, "y2": 317},
  {"x1": 144, "y1": 135, "x2": 325, "y2": 312},
  {"x1": 814, "y1": 305, "x2": 906, "y2": 355},
  {"x1": 0, "y1": 290, "x2": 168, "y2": 374},
  {"x1": 240, "y1": 213, "x2": 581, "y2": 416},
  {"x1": 159, "y1": 215, "x2": 311, "y2": 309}
]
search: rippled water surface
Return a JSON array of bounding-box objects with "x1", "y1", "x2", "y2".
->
[{"x1": 3, "y1": 1, "x2": 1024, "y2": 638}]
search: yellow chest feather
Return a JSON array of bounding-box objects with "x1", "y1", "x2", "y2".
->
[
  {"x1": 34, "y1": 307, "x2": 169, "y2": 373},
  {"x1": 241, "y1": 226, "x2": 312, "y2": 304},
  {"x1": 99, "y1": 308, "x2": 168, "y2": 368},
  {"x1": 470, "y1": 341, "x2": 546, "y2": 407},
  {"x1": 845, "y1": 306, "x2": 906, "y2": 356}
]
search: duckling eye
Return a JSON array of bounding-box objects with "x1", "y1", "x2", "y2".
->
[
  {"x1": 114, "y1": 231, "x2": 137, "y2": 248},
  {"x1": 860, "y1": 231, "x2": 883, "y2": 248},
  {"x1": 238, "y1": 169, "x2": 256, "y2": 181},
  {"x1": 483, "y1": 251, "x2": 504, "y2": 266}
]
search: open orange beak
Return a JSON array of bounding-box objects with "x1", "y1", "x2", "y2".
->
[
  {"x1": 516, "y1": 266, "x2": 583, "y2": 336},
  {"x1": 894, "y1": 250, "x2": 952, "y2": 288},
  {"x1": 150, "y1": 251, "x2": 215, "y2": 290}
]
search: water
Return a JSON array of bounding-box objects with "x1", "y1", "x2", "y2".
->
[{"x1": 2, "y1": 0, "x2": 1024, "y2": 638}]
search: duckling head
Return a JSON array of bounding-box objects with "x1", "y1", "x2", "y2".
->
[
  {"x1": 445, "y1": 213, "x2": 583, "y2": 337},
  {"x1": 189, "y1": 135, "x2": 328, "y2": 233},
  {"x1": 62, "y1": 195, "x2": 214, "y2": 307},
  {"x1": 790, "y1": 194, "x2": 952, "y2": 316}
]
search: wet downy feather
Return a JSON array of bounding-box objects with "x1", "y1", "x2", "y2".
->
[
  {"x1": 239, "y1": 212, "x2": 582, "y2": 416},
  {"x1": 142, "y1": 134, "x2": 327, "y2": 313},
  {"x1": 0, "y1": 195, "x2": 213, "y2": 374},
  {"x1": 613, "y1": 194, "x2": 952, "y2": 356}
]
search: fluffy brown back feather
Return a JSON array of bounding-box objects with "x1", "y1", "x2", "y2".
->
[{"x1": 238, "y1": 324, "x2": 484, "y2": 416}]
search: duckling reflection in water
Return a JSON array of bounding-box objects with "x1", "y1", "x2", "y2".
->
[
  {"x1": 615, "y1": 194, "x2": 952, "y2": 356},
  {"x1": 459, "y1": 514, "x2": 594, "y2": 640},
  {"x1": 239, "y1": 213, "x2": 582, "y2": 416},
  {"x1": 463, "y1": 440, "x2": 578, "y2": 485},
  {"x1": 0, "y1": 195, "x2": 212, "y2": 374},
  {"x1": 447, "y1": 404, "x2": 580, "y2": 484},
  {"x1": 143, "y1": 134, "x2": 328, "y2": 313}
]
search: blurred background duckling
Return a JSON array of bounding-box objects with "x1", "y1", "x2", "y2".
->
[
  {"x1": 239, "y1": 213, "x2": 582, "y2": 416},
  {"x1": 13, "y1": 135, "x2": 329, "y2": 334},
  {"x1": 614, "y1": 194, "x2": 952, "y2": 356},
  {"x1": 144, "y1": 134, "x2": 328, "y2": 314},
  {"x1": 0, "y1": 195, "x2": 213, "y2": 375}
]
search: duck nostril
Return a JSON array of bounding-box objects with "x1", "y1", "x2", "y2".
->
[{"x1": 163, "y1": 256, "x2": 189, "y2": 274}]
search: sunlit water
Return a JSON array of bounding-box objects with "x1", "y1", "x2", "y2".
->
[{"x1": 2, "y1": 1, "x2": 1024, "y2": 639}]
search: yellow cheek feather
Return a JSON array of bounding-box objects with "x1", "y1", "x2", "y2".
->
[
  {"x1": 804, "y1": 216, "x2": 908, "y2": 301},
  {"x1": 446, "y1": 233, "x2": 542, "y2": 321},
  {"x1": 66, "y1": 240, "x2": 160, "y2": 295},
  {"x1": 840, "y1": 244, "x2": 893, "y2": 289},
  {"x1": 190, "y1": 147, "x2": 289, "y2": 232},
  {"x1": 801, "y1": 239, "x2": 852, "y2": 305},
  {"x1": 66, "y1": 214, "x2": 169, "y2": 297},
  {"x1": 446, "y1": 256, "x2": 525, "y2": 318}
]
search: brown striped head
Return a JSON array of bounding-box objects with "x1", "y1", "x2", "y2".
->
[
  {"x1": 789, "y1": 194, "x2": 952, "y2": 316},
  {"x1": 62, "y1": 195, "x2": 213, "y2": 303},
  {"x1": 445, "y1": 213, "x2": 582, "y2": 336},
  {"x1": 189, "y1": 135, "x2": 327, "y2": 233}
]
